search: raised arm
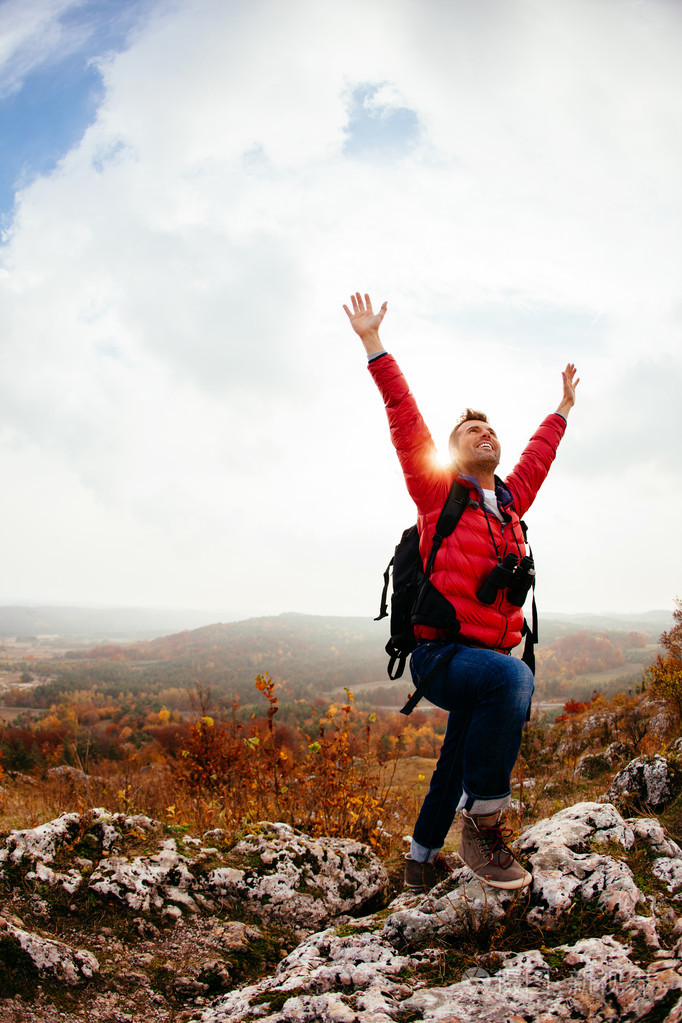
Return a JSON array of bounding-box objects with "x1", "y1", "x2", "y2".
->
[
  {"x1": 343, "y1": 291, "x2": 449, "y2": 514},
  {"x1": 343, "y1": 292, "x2": 387, "y2": 357},
  {"x1": 556, "y1": 363, "x2": 580, "y2": 418},
  {"x1": 506, "y1": 362, "x2": 580, "y2": 516}
]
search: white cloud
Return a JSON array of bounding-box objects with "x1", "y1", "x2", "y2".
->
[
  {"x1": 0, "y1": 0, "x2": 680, "y2": 617},
  {"x1": 0, "y1": 0, "x2": 78, "y2": 96}
]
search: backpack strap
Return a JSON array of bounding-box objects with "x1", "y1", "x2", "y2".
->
[
  {"x1": 375, "y1": 557, "x2": 393, "y2": 622},
  {"x1": 418, "y1": 480, "x2": 470, "y2": 597},
  {"x1": 401, "y1": 642, "x2": 457, "y2": 715},
  {"x1": 518, "y1": 518, "x2": 538, "y2": 673},
  {"x1": 378, "y1": 480, "x2": 469, "y2": 624},
  {"x1": 518, "y1": 519, "x2": 538, "y2": 721},
  {"x1": 400, "y1": 479, "x2": 469, "y2": 715}
]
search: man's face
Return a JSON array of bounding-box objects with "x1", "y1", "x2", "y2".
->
[{"x1": 451, "y1": 420, "x2": 501, "y2": 475}]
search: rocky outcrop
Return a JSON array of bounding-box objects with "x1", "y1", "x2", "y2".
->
[
  {"x1": 0, "y1": 810, "x2": 386, "y2": 931},
  {"x1": 605, "y1": 752, "x2": 682, "y2": 811},
  {"x1": 0, "y1": 914, "x2": 98, "y2": 986},
  {"x1": 1, "y1": 799, "x2": 682, "y2": 1022}
]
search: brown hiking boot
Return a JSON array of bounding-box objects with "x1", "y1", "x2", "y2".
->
[
  {"x1": 404, "y1": 854, "x2": 452, "y2": 892},
  {"x1": 458, "y1": 809, "x2": 532, "y2": 890}
]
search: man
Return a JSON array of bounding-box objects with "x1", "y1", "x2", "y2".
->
[{"x1": 343, "y1": 291, "x2": 579, "y2": 892}]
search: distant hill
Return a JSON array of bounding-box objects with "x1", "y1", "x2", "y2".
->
[
  {"x1": 0, "y1": 607, "x2": 671, "y2": 707},
  {"x1": 538, "y1": 610, "x2": 672, "y2": 645},
  {"x1": 60, "y1": 613, "x2": 389, "y2": 700},
  {"x1": 0, "y1": 605, "x2": 239, "y2": 641},
  {"x1": 0, "y1": 604, "x2": 671, "y2": 646},
  {"x1": 57, "y1": 608, "x2": 670, "y2": 701}
]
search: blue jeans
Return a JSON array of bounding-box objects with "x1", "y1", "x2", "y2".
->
[{"x1": 410, "y1": 640, "x2": 534, "y2": 861}]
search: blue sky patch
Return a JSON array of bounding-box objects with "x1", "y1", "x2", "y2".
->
[
  {"x1": 449, "y1": 300, "x2": 605, "y2": 352},
  {"x1": 0, "y1": 55, "x2": 103, "y2": 217},
  {"x1": 343, "y1": 83, "x2": 420, "y2": 159},
  {"x1": 0, "y1": 0, "x2": 150, "y2": 220}
]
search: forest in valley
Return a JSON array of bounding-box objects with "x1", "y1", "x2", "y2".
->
[
  {"x1": 0, "y1": 604, "x2": 677, "y2": 856},
  {"x1": 0, "y1": 608, "x2": 668, "y2": 779}
]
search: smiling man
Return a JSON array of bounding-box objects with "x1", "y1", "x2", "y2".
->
[{"x1": 343, "y1": 292, "x2": 578, "y2": 892}]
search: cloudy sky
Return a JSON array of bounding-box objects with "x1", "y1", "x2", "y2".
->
[{"x1": 0, "y1": 0, "x2": 680, "y2": 623}]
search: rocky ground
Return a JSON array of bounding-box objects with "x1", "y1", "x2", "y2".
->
[{"x1": 2, "y1": 754, "x2": 682, "y2": 1022}]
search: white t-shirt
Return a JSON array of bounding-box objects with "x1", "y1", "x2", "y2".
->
[{"x1": 482, "y1": 488, "x2": 504, "y2": 521}]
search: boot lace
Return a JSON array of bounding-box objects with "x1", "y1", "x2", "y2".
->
[{"x1": 475, "y1": 821, "x2": 515, "y2": 868}]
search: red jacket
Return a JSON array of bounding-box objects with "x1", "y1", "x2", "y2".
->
[{"x1": 369, "y1": 353, "x2": 566, "y2": 650}]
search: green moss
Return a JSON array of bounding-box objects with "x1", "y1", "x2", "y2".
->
[
  {"x1": 251, "y1": 986, "x2": 302, "y2": 1010},
  {"x1": 540, "y1": 945, "x2": 572, "y2": 980},
  {"x1": 625, "y1": 842, "x2": 669, "y2": 899},
  {"x1": 557, "y1": 895, "x2": 620, "y2": 946},
  {"x1": 229, "y1": 851, "x2": 263, "y2": 871},
  {"x1": 588, "y1": 835, "x2": 627, "y2": 858},
  {"x1": 227, "y1": 933, "x2": 284, "y2": 985},
  {"x1": 188, "y1": 853, "x2": 226, "y2": 877},
  {"x1": 416, "y1": 946, "x2": 485, "y2": 987}
]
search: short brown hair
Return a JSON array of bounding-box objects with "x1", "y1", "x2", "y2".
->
[{"x1": 448, "y1": 409, "x2": 489, "y2": 455}]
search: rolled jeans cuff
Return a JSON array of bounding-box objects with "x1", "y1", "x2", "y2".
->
[
  {"x1": 410, "y1": 838, "x2": 442, "y2": 864},
  {"x1": 458, "y1": 791, "x2": 511, "y2": 815}
]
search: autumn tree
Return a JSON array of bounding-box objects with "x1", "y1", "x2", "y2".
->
[{"x1": 644, "y1": 598, "x2": 682, "y2": 725}]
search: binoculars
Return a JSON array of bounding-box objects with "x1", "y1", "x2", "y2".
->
[{"x1": 476, "y1": 553, "x2": 535, "y2": 607}]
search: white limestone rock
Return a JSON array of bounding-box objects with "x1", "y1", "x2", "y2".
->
[
  {"x1": 88, "y1": 840, "x2": 200, "y2": 915},
  {"x1": 188, "y1": 926, "x2": 415, "y2": 1023},
  {"x1": 0, "y1": 915, "x2": 98, "y2": 986},
  {"x1": 0, "y1": 811, "x2": 83, "y2": 869},
  {"x1": 514, "y1": 802, "x2": 639, "y2": 926},
  {"x1": 383, "y1": 801, "x2": 682, "y2": 951},
  {"x1": 653, "y1": 857, "x2": 682, "y2": 894},
  {"x1": 509, "y1": 800, "x2": 682, "y2": 950},
  {"x1": 402, "y1": 936, "x2": 682, "y2": 1023},
  {"x1": 605, "y1": 753, "x2": 680, "y2": 811},
  {"x1": 605, "y1": 740, "x2": 636, "y2": 764},
  {"x1": 209, "y1": 822, "x2": 388, "y2": 929},
  {"x1": 381, "y1": 866, "x2": 514, "y2": 946},
  {"x1": 46, "y1": 765, "x2": 104, "y2": 785},
  {"x1": 627, "y1": 815, "x2": 682, "y2": 858},
  {"x1": 188, "y1": 929, "x2": 682, "y2": 1023},
  {"x1": 5, "y1": 803, "x2": 682, "y2": 1021},
  {"x1": 0, "y1": 812, "x2": 388, "y2": 933},
  {"x1": 0, "y1": 807, "x2": 159, "y2": 882}
]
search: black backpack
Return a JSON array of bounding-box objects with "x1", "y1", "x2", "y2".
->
[
  {"x1": 376, "y1": 480, "x2": 538, "y2": 716},
  {"x1": 375, "y1": 480, "x2": 469, "y2": 714}
]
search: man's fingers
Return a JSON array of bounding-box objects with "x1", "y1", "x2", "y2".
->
[{"x1": 344, "y1": 291, "x2": 386, "y2": 320}]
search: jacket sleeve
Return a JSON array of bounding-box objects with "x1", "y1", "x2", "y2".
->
[
  {"x1": 504, "y1": 413, "x2": 567, "y2": 518},
  {"x1": 368, "y1": 353, "x2": 448, "y2": 513}
]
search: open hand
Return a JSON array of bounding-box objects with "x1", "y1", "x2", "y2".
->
[
  {"x1": 343, "y1": 292, "x2": 387, "y2": 343},
  {"x1": 557, "y1": 363, "x2": 580, "y2": 417}
]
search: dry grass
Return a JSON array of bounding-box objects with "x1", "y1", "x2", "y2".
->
[{"x1": 1, "y1": 680, "x2": 678, "y2": 858}]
